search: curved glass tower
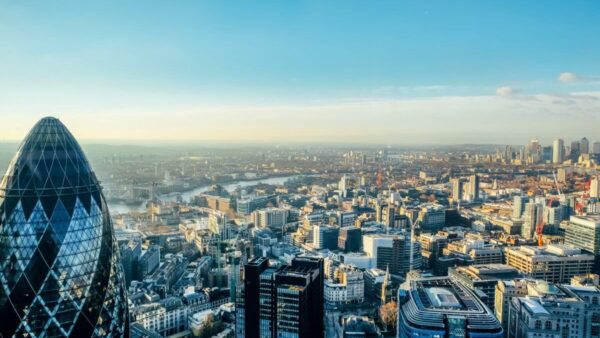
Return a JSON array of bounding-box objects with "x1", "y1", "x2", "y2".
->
[{"x1": 0, "y1": 117, "x2": 129, "y2": 337}]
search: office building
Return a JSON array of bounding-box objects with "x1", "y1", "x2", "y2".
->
[
  {"x1": 540, "y1": 146, "x2": 552, "y2": 162},
  {"x1": 382, "y1": 205, "x2": 395, "y2": 229},
  {"x1": 451, "y1": 178, "x2": 463, "y2": 202},
  {"x1": 131, "y1": 297, "x2": 189, "y2": 337},
  {"x1": 324, "y1": 265, "x2": 364, "y2": 305},
  {"x1": 591, "y1": 177, "x2": 600, "y2": 198},
  {"x1": 238, "y1": 256, "x2": 324, "y2": 338},
  {"x1": 314, "y1": 224, "x2": 340, "y2": 250},
  {"x1": 419, "y1": 233, "x2": 449, "y2": 271},
  {"x1": 571, "y1": 140, "x2": 581, "y2": 160},
  {"x1": 397, "y1": 277, "x2": 503, "y2": 337},
  {"x1": 593, "y1": 141, "x2": 600, "y2": 155},
  {"x1": 338, "y1": 226, "x2": 362, "y2": 252},
  {"x1": 339, "y1": 175, "x2": 358, "y2": 198},
  {"x1": 553, "y1": 138, "x2": 564, "y2": 164},
  {"x1": 563, "y1": 284, "x2": 600, "y2": 338},
  {"x1": 581, "y1": 137, "x2": 590, "y2": 154},
  {"x1": 448, "y1": 264, "x2": 521, "y2": 310},
  {"x1": 363, "y1": 268, "x2": 391, "y2": 304},
  {"x1": 340, "y1": 265, "x2": 364, "y2": 304},
  {"x1": 337, "y1": 211, "x2": 357, "y2": 228},
  {"x1": 495, "y1": 279, "x2": 529, "y2": 330},
  {"x1": 504, "y1": 245, "x2": 594, "y2": 283},
  {"x1": 0, "y1": 117, "x2": 129, "y2": 337},
  {"x1": 521, "y1": 200, "x2": 541, "y2": 240},
  {"x1": 236, "y1": 195, "x2": 277, "y2": 215},
  {"x1": 512, "y1": 195, "x2": 529, "y2": 219},
  {"x1": 505, "y1": 280, "x2": 600, "y2": 338},
  {"x1": 363, "y1": 233, "x2": 421, "y2": 277},
  {"x1": 565, "y1": 215, "x2": 600, "y2": 269},
  {"x1": 444, "y1": 238, "x2": 503, "y2": 265},
  {"x1": 469, "y1": 174, "x2": 480, "y2": 201},
  {"x1": 138, "y1": 245, "x2": 161, "y2": 279},
  {"x1": 193, "y1": 194, "x2": 231, "y2": 212},
  {"x1": 417, "y1": 203, "x2": 446, "y2": 230},
  {"x1": 121, "y1": 240, "x2": 142, "y2": 286},
  {"x1": 251, "y1": 207, "x2": 289, "y2": 229}
]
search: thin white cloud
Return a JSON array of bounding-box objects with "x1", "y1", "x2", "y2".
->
[
  {"x1": 2, "y1": 82, "x2": 600, "y2": 144},
  {"x1": 18, "y1": 90, "x2": 595, "y2": 144},
  {"x1": 558, "y1": 72, "x2": 600, "y2": 84},
  {"x1": 496, "y1": 86, "x2": 520, "y2": 97},
  {"x1": 558, "y1": 72, "x2": 579, "y2": 83}
]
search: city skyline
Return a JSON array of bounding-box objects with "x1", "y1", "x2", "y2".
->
[
  {"x1": 3, "y1": 3, "x2": 600, "y2": 338},
  {"x1": 1, "y1": 1, "x2": 599, "y2": 143}
]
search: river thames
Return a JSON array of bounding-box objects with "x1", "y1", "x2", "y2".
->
[{"x1": 108, "y1": 175, "x2": 301, "y2": 214}]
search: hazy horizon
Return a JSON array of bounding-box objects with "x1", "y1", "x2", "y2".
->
[
  {"x1": 0, "y1": 135, "x2": 594, "y2": 148},
  {"x1": 1, "y1": 1, "x2": 599, "y2": 144}
]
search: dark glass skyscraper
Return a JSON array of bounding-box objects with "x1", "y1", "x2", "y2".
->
[
  {"x1": 238, "y1": 256, "x2": 324, "y2": 338},
  {"x1": 0, "y1": 117, "x2": 129, "y2": 337}
]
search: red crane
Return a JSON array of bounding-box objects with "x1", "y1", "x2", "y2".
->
[
  {"x1": 535, "y1": 198, "x2": 555, "y2": 247},
  {"x1": 537, "y1": 171, "x2": 565, "y2": 247}
]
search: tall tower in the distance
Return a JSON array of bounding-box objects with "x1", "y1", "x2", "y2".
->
[{"x1": 0, "y1": 117, "x2": 129, "y2": 337}]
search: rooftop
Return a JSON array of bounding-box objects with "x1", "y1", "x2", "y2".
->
[
  {"x1": 425, "y1": 287, "x2": 462, "y2": 309},
  {"x1": 452, "y1": 264, "x2": 521, "y2": 282},
  {"x1": 520, "y1": 298, "x2": 550, "y2": 315},
  {"x1": 570, "y1": 215, "x2": 600, "y2": 227},
  {"x1": 506, "y1": 244, "x2": 594, "y2": 261},
  {"x1": 401, "y1": 277, "x2": 502, "y2": 333}
]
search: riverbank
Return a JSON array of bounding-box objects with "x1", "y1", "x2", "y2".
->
[{"x1": 108, "y1": 174, "x2": 306, "y2": 214}]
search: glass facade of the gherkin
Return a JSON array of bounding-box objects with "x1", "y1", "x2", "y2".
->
[{"x1": 0, "y1": 117, "x2": 129, "y2": 337}]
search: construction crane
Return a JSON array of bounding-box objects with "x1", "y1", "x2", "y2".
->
[
  {"x1": 536, "y1": 172, "x2": 566, "y2": 247},
  {"x1": 552, "y1": 171, "x2": 564, "y2": 201},
  {"x1": 535, "y1": 198, "x2": 555, "y2": 247}
]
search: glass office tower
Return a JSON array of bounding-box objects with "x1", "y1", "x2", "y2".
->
[{"x1": 0, "y1": 117, "x2": 129, "y2": 337}]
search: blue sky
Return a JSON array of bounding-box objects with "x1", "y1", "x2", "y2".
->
[{"x1": 1, "y1": 1, "x2": 599, "y2": 144}]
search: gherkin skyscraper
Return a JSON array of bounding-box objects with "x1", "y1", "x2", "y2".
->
[{"x1": 0, "y1": 117, "x2": 129, "y2": 337}]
